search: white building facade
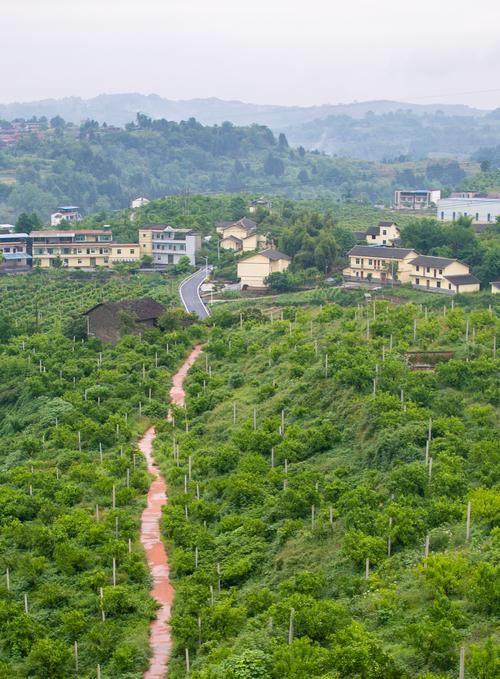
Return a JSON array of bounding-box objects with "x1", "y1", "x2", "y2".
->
[
  {"x1": 139, "y1": 224, "x2": 201, "y2": 266},
  {"x1": 437, "y1": 198, "x2": 500, "y2": 223}
]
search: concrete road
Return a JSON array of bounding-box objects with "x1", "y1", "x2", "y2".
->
[{"x1": 179, "y1": 267, "x2": 210, "y2": 319}]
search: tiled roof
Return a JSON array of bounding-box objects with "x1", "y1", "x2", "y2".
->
[
  {"x1": 258, "y1": 249, "x2": 291, "y2": 261},
  {"x1": 410, "y1": 255, "x2": 457, "y2": 268},
  {"x1": 444, "y1": 274, "x2": 480, "y2": 286},
  {"x1": 366, "y1": 226, "x2": 380, "y2": 236},
  {"x1": 348, "y1": 246, "x2": 415, "y2": 259}
]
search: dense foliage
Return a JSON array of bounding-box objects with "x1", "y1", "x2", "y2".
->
[
  {"x1": 0, "y1": 116, "x2": 482, "y2": 222},
  {"x1": 0, "y1": 277, "x2": 207, "y2": 676},
  {"x1": 153, "y1": 297, "x2": 499, "y2": 678},
  {"x1": 285, "y1": 109, "x2": 500, "y2": 160}
]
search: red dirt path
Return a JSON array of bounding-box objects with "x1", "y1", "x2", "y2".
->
[{"x1": 140, "y1": 345, "x2": 203, "y2": 678}]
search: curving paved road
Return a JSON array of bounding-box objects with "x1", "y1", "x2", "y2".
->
[{"x1": 179, "y1": 267, "x2": 210, "y2": 319}]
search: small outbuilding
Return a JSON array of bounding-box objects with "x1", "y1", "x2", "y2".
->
[
  {"x1": 83, "y1": 298, "x2": 165, "y2": 342},
  {"x1": 491, "y1": 281, "x2": 500, "y2": 294}
]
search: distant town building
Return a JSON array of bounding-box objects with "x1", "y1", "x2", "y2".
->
[
  {"x1": 343, "y1": 246, "x2": 418, "y2": 284},
  {"x1": 394, "y1": 189, "x2": 441, "y2": 210},
  {"x1": 490, "y1": 281, "x2": 500, "y2": 294},
  {"x1": 249, "y1": 198, "x2": 273, "y2": 213},
  {"x1": 0, "y1": 224, "x2": 15, "y2": 233},
  {"x1": 31, "y1": 229, "x2": 139, "y2": 268},
  {"x1": 450, "y1": 191, "x2": 500, "y2": 199},
  {"x1": 130, "y1": 196, "x2": 150, "y2": 209},
  {"x1": 139, "y1": 224, "x2": 201, "y2": 266},
  {"x1": 437, "y1": 197, "x2": 500, "y2": 223},
  {"x1": 0, "y1": 232, "x2": 31, "y2": 271},
  {"x1": 50, "y1": 206, "x2": 82, "y2": 227},
  {"x1": 216, "y1": 217, "x2": 266, "y2": 252},
  {"x1": 83, "y1": 298, "x2": 165, "y2": 343},
  {"x1": 237, "y1": 249, "x2": 291, "y2": 288}
]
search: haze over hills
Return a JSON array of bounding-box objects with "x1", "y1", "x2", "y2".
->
[
  {"x1": 3, "y1": 93, "x2": 500, "y2": 161},
  {"x1": 0, "y1": 92, "x2": 486, "y2": 129}
]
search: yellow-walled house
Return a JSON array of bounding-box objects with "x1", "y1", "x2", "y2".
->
[
  {"x1": 31, "y1": 229, "x2": 115, "y2": 268},
  {"x1": 365, "y1": 221, "x2": 401, "y2": 246},
  {"x1": 343, "y1": 246, "x2": 418, "y2": 284},
  {"x1": 409, "y1": 255, "x2": 480, "y2": 294},
  {"x1": 216, "y1": 217, "x2": 257, "y2": 236},
  {"x1": 220, "y1": 231, "x2": 267, "y2": 252},
  {"x1": 216, "y1": 217, "x2": 266, "y2": 252},
  {"x1": 491, "y1": 281, "x2": 500, "y2": 294},
  {"x1": 237, "y1": 249, "x2": 291, "y2": 288}
]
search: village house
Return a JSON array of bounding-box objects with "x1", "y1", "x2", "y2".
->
[
  {"x1": 139, "y1": 224, "x2": 201, "y2": 265},
  {"x1": 0, "y1": 232, "x2": 31, "y2": 271},
  {"x1": 491, "y1": 281, "x2": 500, "y2": 294},
  {"x1": 343, "y1": 246, "x2": 418, "y2": 284},
  {"x1": 216, "y1": 217, "x2": 267, "y2": 252},
  {"x1": 83, "y1": 298, "x2": 165, "y2": 343},
  {"x1": 31, "y1": 229, "x2": 141, "y2": 268},
  {"x1": 237, "y1": 249, "x2": 291, "y2": 288},
  {"x1": 354, "y1": 221, "x2": 401, "y2": 246},
  {"x1": 130, "y1": 196, "x2": 150, "y2": 209},
  {"x1": 249, "y1": 198, "x2": 273, "y2": 213},
  {"x1": 409, "y1": 255, "x2": 480, "y2": 294},
  {"x1": 50, "y1": 206, "x2": 82, "y2": 227}
]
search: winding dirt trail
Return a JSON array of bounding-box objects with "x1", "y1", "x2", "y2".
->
[{"x1": 140, "y1": 345, "x2": 203, "y2": 678}]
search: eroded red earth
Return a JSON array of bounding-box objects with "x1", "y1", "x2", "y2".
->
[{"x1": 140, "y1": 345, "x2": 203, "y2": 678}]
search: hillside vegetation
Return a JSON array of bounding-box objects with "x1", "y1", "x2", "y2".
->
[
  {"x1": 153, "y1": 297, "x2": 499, "y2": 678},
  {"x1": 0, "y1": 275, "x2": 205, "y2": 677},
  {"x1": 0, "y1": 116, "x2": 482, "y2": 222}
]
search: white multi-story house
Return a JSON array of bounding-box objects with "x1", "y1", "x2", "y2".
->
[
  {"x1": 437, "y1": 197, "x2": 500, "y2": 223},
  {"x1": 50, "y1": 206, "x2": 82, "y2": 227},
  {"x1": 130, "y1": 196, "x2": 150, "y2": 209},
  {"x1": 394, "y1": 189, "x2": 441, "y2": 210},
  {"x1": 139, "y1": 224, "x2": 201, "y2": 266}
]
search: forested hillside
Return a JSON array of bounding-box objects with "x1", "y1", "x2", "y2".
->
[
  {"x1": 153, "y1": 297, "x2": 499, "y2": 678},
  {"x1": 0, "y1": 116, "x2": 480, "y2": 222},
  {"x1": 283, "y1": 109, "x2": 500, "y2": 160}
]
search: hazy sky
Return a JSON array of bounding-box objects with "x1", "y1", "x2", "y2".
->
[{"x1": 3, "y1": 0, "x2": 500, "y2": 108}]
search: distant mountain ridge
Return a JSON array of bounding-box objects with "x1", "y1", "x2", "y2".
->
[{"x1": 0, "y1": 92, "x2": 486, "y2": 130}]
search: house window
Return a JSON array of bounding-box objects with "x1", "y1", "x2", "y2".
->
[
  {"x1": 441, "y1": 212, "x2": 444, "y2": 220},
  {"x1": 439, "y1": 269, "x2": 442, "y2": 274},
  {"x1": 415, "y1": 278, "x2": 420, "y2": 285},
  {"x1": 368, "y1": 259, "x2": 373, "y2": 265},
  {"x1": 355, "y1": 258, "x2": 360, "y2": 265},
  {"x1": 426, "y1": 267, "x2": 430, "y2": 273},
  {"x1": 475, "y1": 213, "x2": 479, "y2": 221},
  {"x1": 488, "y1": 213, "x2": 491, "y2": 222},
  {"x1": 383, "y1": 240, "x2": 387, "y2": 244},
  {"x1": 437, "y1": 281, "x2": 441, "y2": 288},
  {"x1": 130, "y1": 249, "x2": 135, "y2": 254},
  {"x1": 382, "y1": 230, "x2": 387, "y2": 235},
  {"x1": 448, "y1": 283, "x2": 452, "y2": 290},
  {"x1": 77, "y1": 259, "x2": 82, "y2": 264},
  {"x1": 416, "y1": 265, "x2": 420, "y2": 272},
  {"x1": 117, "y1": 249, "x2": 122, "y2": 254},
  {"x1": 371, "y1": 235, "x2": 376, "y2": 239}
]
